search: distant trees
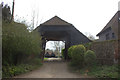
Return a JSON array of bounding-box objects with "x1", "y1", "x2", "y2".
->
[
  {"x1": 85, "y1": 32, "x2": 95, "y2": 41},
  {"x1": 53, "y1": 41, "x2": 61, "y2": 56},
  {"x1": 1, "y1": 2, "x2": 12, "y2": 22},
  {"x1": 29, "y1": 2, "x2": 40, "y2": 31},
  {"x1": 52, "y1": 41, "x2": 65, "y2": 57}
]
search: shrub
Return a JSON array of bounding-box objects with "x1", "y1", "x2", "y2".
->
[
  {"x1": 84, "y1": 50, "x2": 96, "y2": 66},
  {"x1": 83, "y1": 42, "x2": 92, "y2": 50},
  {"x1": 70, "y1": 45, "x2": 86, "y2": 68},
  {"x1": 2, "y1": 21, "x2": 42, "y2": 65},
  {"x1": 68, "y1": 46, "x2": 75, "y2": 58},
  {"x1": 29, "y1": 58, "x2": 42, "y2": 65},
  {"x1": 61, "y1": 48, "x2": 65, "y2": 58}
]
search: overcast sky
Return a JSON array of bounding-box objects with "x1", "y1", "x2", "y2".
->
[{"x1": 2, "y1": 0, "x2": 120, "y2": 50}]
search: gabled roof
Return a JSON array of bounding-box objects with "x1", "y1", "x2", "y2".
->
[
  {"x1": 41, "y1": 16, "x2": 72, "y2": 25},
  {"x1": 34, "y1": 16, "x2": 72, "y2": 32},
  {"x1": 34, "y1": 16, "x2": 91, "y2": 44},
  {"x1": 97, "y1": 11, "x2": 119, "y2": 36}
]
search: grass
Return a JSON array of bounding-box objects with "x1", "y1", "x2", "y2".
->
[
  {"x1": 44, "y1": 57, "x2": 48, "y2": 60},
  {"x1": 70, "y1": 64, "x2": 118, "y2": 78}
]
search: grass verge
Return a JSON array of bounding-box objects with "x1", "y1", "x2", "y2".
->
[{"x1": 69, "y1": 64, "x2": 118, "y2": 78}]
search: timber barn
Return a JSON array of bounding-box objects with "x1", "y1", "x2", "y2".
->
[{"x1": 35, "y1": 16, "x2": 91, "y2": 60}]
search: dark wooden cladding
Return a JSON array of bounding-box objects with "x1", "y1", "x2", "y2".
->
[{"x1": 35, "y1": 16, "x2": 91, "y2": 60}]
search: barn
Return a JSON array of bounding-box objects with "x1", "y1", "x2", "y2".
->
[{"x1": 34, "y1": 16, "x2": 91, "y2": 60}]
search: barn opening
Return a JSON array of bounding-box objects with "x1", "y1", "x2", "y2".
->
[{"x1": 44, "y1": 41, "x2": 65, "y2": 61}]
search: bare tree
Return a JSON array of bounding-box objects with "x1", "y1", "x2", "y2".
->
[
  {"x1": 53, "y1": 41, "x2": 60, "y2": 56},
  {"x1": 52, "y1": 41, "x2": 65, "y2": 57},
  {"x1": 85, "y1": 32, "x2": 95, "y2": 40},
  {"x1": 30, "y1": 1, "x2": 40, "y2": 31},
  {"x1": 31, "y1": 9, "x2": 35, "y2": 31}
]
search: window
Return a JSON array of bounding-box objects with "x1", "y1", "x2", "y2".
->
[
  {"x1": 119, "y1": 17, "x2": 120, "y2": 21},
  {"x1": 112, "y1": 33, "x2": 115, "y2": 38},
  {"x1": 106, "y1": 33, "x2": 110, "y2": 40}
]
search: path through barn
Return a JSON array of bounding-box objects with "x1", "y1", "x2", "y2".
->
[{"x1": 14, "y1": 58, "x2": 91, "y2": 78}]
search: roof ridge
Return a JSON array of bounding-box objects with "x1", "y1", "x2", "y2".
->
[
  {"x1": 41, "y1": 16, "x2": 72, "y2": 25},
  {"x1": 97, "y1": 11, "x2": 119, "y2": 36}
]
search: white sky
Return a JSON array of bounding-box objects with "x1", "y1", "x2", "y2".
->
[{"x1": 2, "y1": 0, "x2": 120, "y2": 50}]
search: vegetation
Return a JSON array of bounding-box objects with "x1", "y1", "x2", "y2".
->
[
  {"x1": 2, "y1": 21, "x2": 41, "y2": 65},
  {"x1": 2, "y1": 58, "x2": 42, "y2": 78},
  {"x1": 2, "y1": 4, "x2": 42, "y2": 77},
  {"x1": 84, "y1": 50, "x2": 96, "y2": 66},
  {"x1": 84, "y1": 32, "x2": 95, "y2": 41},
  {"x1": 2, "y1": 21, "x2": 42, "y2": 77},
  {"x1": 68, "y1": 46, "x2": 74, "y2": 58},
  {"x1": 69, "y1": 45, "x2": 86, "y2": 68},
  {"x1": 68, "y1": 43, "x2": 118, "y2": 78},
  {"x1": 61, "y1": 48, "x2": 65, "y2": 58},
  {"x1": 2, "y1": 3, "x2": 12, "y2": 22},
  {"x1": 83, "y1": 42, "x2": 92, "y2": 50},
  {"x1": 52, "y1": 41, "x2": 65, "y2": 57},
  {"x1": 79, "y1": 64, "x2": 118, "y2": 78},
  {"x1": 44, "y1": 58, "x2": 48, "y2": 60}
]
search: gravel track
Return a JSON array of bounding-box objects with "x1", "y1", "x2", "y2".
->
[{"x1": 14, "y1": 58, "x2": 91, "y2": 78}]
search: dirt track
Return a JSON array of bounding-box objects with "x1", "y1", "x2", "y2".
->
[{"x1": 14, "y1": 58, "x2": 90, "y2": 78}]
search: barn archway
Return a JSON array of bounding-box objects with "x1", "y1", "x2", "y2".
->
[
  {"x1": 45, "y1": 41, "x2": 65, "y2": 58},
  {"x1": 34, "y1": 16, "x2": 91, "y2": 61}
]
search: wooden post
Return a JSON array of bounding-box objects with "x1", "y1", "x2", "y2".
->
[
  {"x1": 64, "y1": 41, "x2": 70, "y2": 60},
  {"x1": 11, "y1": 0, "x2": 15, "y2": 21},
  {"x1": 64, "y1": 41, "x2": 67, "y2": 60},
  {"x1": 40, "y1": 37, "x2": 46, "y2": 62},
  {"x1": 64, "y1": 34, "x2": 71, "y2": 60}
]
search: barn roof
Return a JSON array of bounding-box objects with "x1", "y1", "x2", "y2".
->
[
  {"x1": 34, "y1": 16, "x2": 91, "y2": 45},
  {"x1": 97, "y1": 11, "x2": 119, "y2": 36},
  {"x1": 41, "y1": 16, "x2": 72, "y2": 25}
]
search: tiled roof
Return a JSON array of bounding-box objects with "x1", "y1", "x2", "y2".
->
[{"x1": 41, "y1": 16, "x2": 72, "y2": 25}]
